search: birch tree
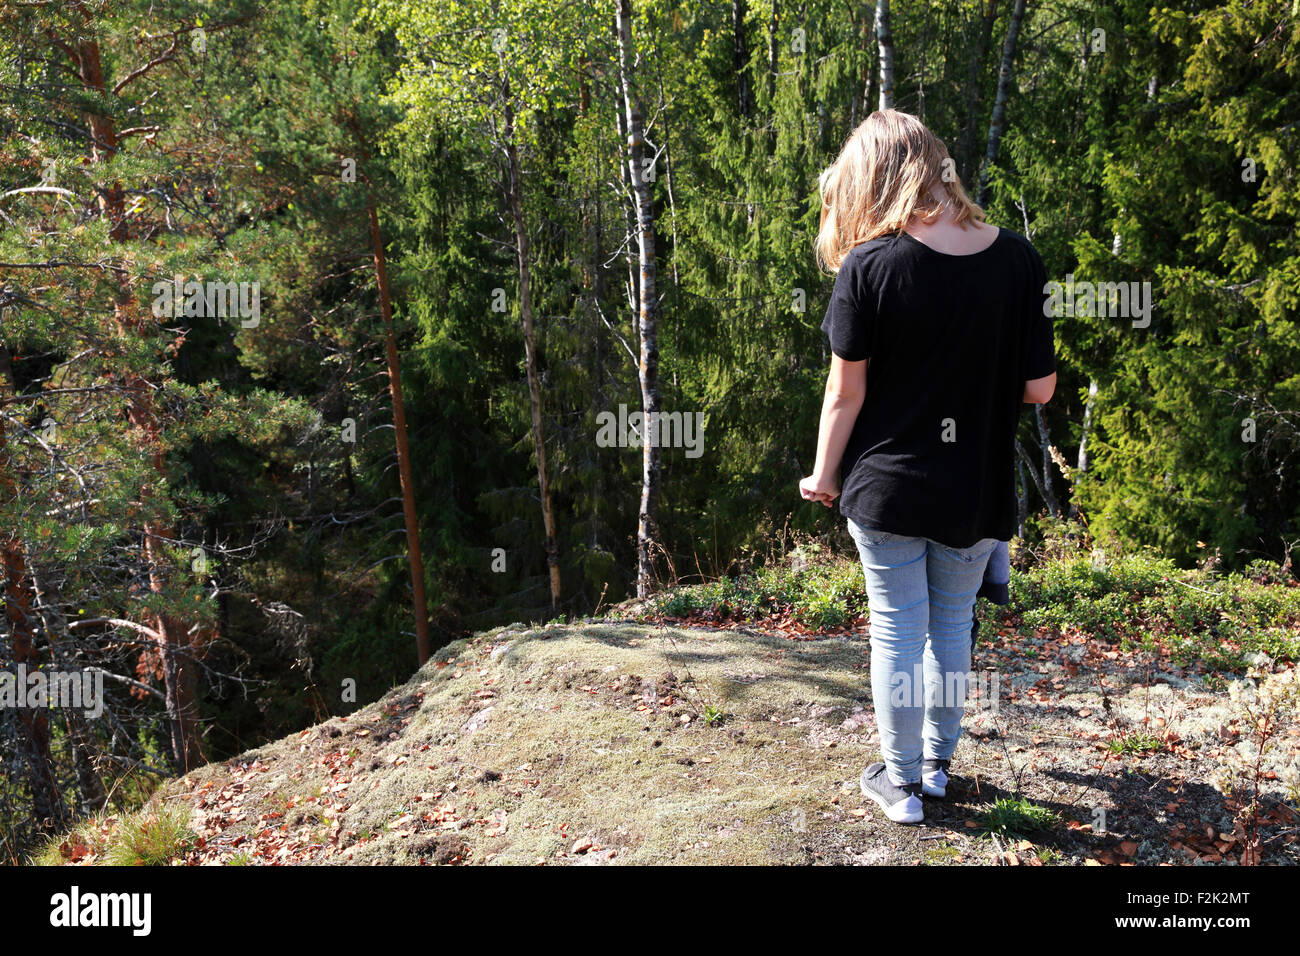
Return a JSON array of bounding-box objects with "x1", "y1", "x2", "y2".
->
[
  {"x1": 615, "y1": 0, "x2": 663, "y2": 599},
  {"x1": 875, "y1": 0, "x2": 895, "y2": 110}
]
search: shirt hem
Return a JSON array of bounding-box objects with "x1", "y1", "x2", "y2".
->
[{"x1": 838, "y1": 502, "x2": 1013, "y2": 551}]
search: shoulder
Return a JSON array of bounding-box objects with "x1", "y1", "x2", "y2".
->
[
  {"x1": 837, "y1": 233, "x2": 907, "y2": 274},
  {"x1": 998, "y1": 228, "x2": 1032, "y2": 251},
  {"x1": 998, "y1": 228, "x2": 1046, "y2": 268}
]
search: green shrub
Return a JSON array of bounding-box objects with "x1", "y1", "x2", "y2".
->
[{"x1": 635, "y1": 530, "x2": 1298, "y2": 680}]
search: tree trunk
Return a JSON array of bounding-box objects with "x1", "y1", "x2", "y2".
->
[
  {"x1": 0, "y1": 404, "x2": 64, "y2": 831},
  {"x1": 501, "y1": 79, "x2": 563, "y2": 610},
  {"x1": 609, "y1": 15, "x2": 641, "y2": 341},
  {"x1": 1076, "y1": 379, "x2": 1098, "y2": 475},
  {"x1": 977, "y1": 0, "x2": 1026, "y2": 207},
  {"x1": 874, "y1": 0, "x2": 895, "y2": 110},
  {"x1": 1015, "y1": 454, "x2": 1029, "y2": 539},
  {"x1": 1035, "y1": 403, "x2": 1062, "y2": 517},
  {"x1": 365, "y1": 203, "x2": 434, "y2": 665},
  {"x1": 64, "y1": 711, "x2": 107, "y2": 816},
  {"x1": 64, "y1": 29, "x2": 202, "y2": 773},
  {"x1": 143, "y1": 526, "x2": 202, "y2": 772},
  {"x1": 1077, "y1": 228, "x2": 1122, "y2": 481},
  {"x1": 22, "y1": 545, "x2": 112, "y2": 817},
  {"x1": 579, "y1": 54, "x2": 591, "y2": 115},
  {"x1": 733, "y1": 0, "x2": 752, "y2": 118},
  {"x1": 616, "y1": 0, "x2": 663, "y2": 600},
  {"x1": 1015, "y1": 436, "x2": 1050, "y2": 514},
  {"x1": 957, "y1": 0, "x2": 999, "y2": 186},
  {"x1": 852, "y1": 8, "x2": 872, "y2": 128}
]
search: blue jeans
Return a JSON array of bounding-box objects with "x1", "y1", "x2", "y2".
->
[{"x1": 846, "y1": 518, "x2": 997, "y2": 783}]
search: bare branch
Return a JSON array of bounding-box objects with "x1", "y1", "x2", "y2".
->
[
  {"x1": 111, "y1": 34, "x2": 181, "y2": 95},
  {"x1": 1, "y1": 185, "x2": 79, "y2": 201},
  {"x1": 67, "y1": 618, "x2": 164, "y2": 642}
]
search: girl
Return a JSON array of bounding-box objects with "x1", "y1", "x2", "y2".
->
[{"x1": 799, "y1": 110, "x2": 1056, "y2": 824}]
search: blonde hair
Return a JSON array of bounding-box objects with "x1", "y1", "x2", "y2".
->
[{"x1": 815, "y1": 109, "x2": 985, "y2": 273}]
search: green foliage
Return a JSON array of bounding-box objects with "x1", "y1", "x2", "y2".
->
[
  {"x1": 1107, "y1": 732, "x2": 1164, "y2": 755},
  {"x1": 100, "y1": 807, "x2": 196, "y2": 867},
  {"x1": 33, "y1": 804, "x2": 194, "y2": 867},
  {"x1": 1061, "y1": 2, "x2": 1300, "y2": 565},
  {"x1": 978, "y1": 797, "x2": 1060, "y2": 839},
  {"x1": 639, "y1": 520, "x2": 1300, "y2": 687},
  {"x1": 640, "y1": 550, "x2": 864, "y2": 629},
  {"x1": 1008, "y1": 520, "x2": 1300, "y2": 672},
  {"x1": 4, "y1": 0, "x2": 1298, "y2": 862}
]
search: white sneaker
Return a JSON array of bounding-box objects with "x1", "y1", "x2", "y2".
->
[
  {"x1": 922, "y1": 758, "x2": 950, "y2": 798},
  {"x1": 860, "y1": 762, "x2": 924, "y2": 824}
]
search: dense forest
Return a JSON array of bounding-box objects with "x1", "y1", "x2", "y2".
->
[{"x1": 1, "y1": 0, "x2": 1297, "y2": 860}]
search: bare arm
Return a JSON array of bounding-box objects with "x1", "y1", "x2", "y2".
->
[
  {"x1": 1023, "y1": 371, "x2": 1056, "y2": 404},
  {"x1": 800, "y1": 354, "x2": 867, "y2": 506}
]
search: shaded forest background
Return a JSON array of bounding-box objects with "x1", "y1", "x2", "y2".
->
[{"x1": 1, "y1": 0, "x2": 1297, "y2": 858}]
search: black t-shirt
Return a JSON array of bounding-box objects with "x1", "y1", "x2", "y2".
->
[{"x1": 819, "y1": 226, "x2": 1056, "y2": 548}]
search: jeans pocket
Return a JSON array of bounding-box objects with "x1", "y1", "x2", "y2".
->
[
  {"x1": 848, "y1": 519, "x2": 899, "y2": 548},
  {"x1": 938, "y1": 537, "x2": 998, "y2": 563}
]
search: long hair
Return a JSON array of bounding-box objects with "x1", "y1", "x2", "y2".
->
[{"x1": 814, "y1": 109, "x2": 985, "y2": 273}]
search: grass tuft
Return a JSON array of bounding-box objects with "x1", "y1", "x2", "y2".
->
[
  {"x1": 32, "y1": 804, "x2": 194, "y2": 867},
  {"x1": 977, "y1": 797, "x2": 1060, "y2": 838}
]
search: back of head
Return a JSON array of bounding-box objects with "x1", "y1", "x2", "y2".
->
[{"x1": 815, "y1": 109, "x2": 985, "y2": 273}]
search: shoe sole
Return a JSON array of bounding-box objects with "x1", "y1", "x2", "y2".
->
[{"x1": 861, "y1": 776, "x2": 924, "y2": 824}]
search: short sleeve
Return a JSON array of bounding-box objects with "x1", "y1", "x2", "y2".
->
[
  {"x1": 819, "y1": 252, "x2": 874, "y2": 362},
  {"x1": 1023, "y1": 244, "x2": 1056, "y2": 380}
]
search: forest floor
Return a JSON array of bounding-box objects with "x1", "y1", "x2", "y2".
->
[{"x1": 74, "y1": 613, "x2": 1298, "y2": 866}]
